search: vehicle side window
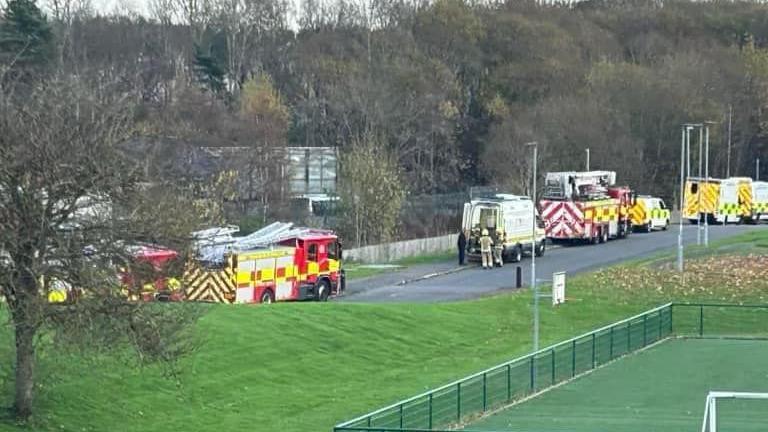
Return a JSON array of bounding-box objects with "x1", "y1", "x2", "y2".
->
[
  {"x1": 659, "y1": 200, "x2": 666, "y2": 210},
  {"x1": 690, "y1": 183, "x2": 699, "y2": 194},
  {"x1": 328, "y1": 242, "x2": 338, "y2": 260},
  {"x1": 308, "y1": 244, "x2": 318, "y2": 262}
]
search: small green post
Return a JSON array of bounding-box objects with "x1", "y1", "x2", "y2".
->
[
  {"x1": 643, "y1": 314, "x2": 648, "y2": 346},
  {"x1": 551, "y1": 349, "x2": 556, "y2": 384},
  {"x1": 609, "y1": 325, "x2": 614, "y2": 359},
  {"x1": 658, "y1": 310, "x2": 663, "y2": 340},
  {"x1": 699, "y1": 305, "x2": 704, "y2": 337},
  {"x1": 571, "y1": 340, "x2": 576, "y2": 377},
  {"x1": 669, "y1": 305, "x2": 674, "y2": 334},
  {"x1": 530, "y1": 356, "x2": 535, "y2": 391},
  {"x1": 399, "y1": 404, "x2": 403, "y2": 429},
  {"x1": 428, "y1": 393, "x2": 433, "y2": 429},
  {"x1": 506, "y1": 364, "x2": 511, "y2": 401},
  {"x1": 457, "y1": 382, "x2": 461, "y2": 422},
  {"x1": 627, "y1": 320, "x2": 632, "y2": 352},
  {"x1": 482, "y1": 372, "x2": 487, "y2": 411},
  {"x1": 591, "y1": 333, "x2": 596, "y2": 368}
]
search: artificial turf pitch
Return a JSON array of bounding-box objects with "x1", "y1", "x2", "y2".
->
[{"x1": 465, "y1": 338, "x2": 768, "y2": 432}]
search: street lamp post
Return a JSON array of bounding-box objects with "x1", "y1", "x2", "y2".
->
[
  {"x1": 585, "y1": 148, "x2": 590, "y2": 171},
  {"x1": 678, "y1": 126, "x2": 691, "y2": 272},
  {"x1": 704, "y1": 121, "x2": 715, "y2": 247},
  {"x1": 526, "y1": 141, "x2": 539, "y2": 352},
  {"x1": 697, "y1": 126, "x2": 703, "y2": 246}
]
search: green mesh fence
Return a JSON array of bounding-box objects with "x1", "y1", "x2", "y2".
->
[{"x1": 333, "y1": 303, "x2": 768, "y2": 432}]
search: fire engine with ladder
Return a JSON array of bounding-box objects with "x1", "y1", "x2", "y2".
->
[
  {"x1": 185, "y1": 222, "x2": 344, "y2": 304},
  {"x1": 538, "y1": 171, "x2": 633, "y2": 244}
]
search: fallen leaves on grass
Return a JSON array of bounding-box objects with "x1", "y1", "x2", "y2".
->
[{"x1": 589, "y1": 254, "x2": 768, "y2": 304}]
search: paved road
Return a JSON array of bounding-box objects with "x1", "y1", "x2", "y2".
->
[{"x1": 341, "y1": 225, "x2": 761, "y2": 303}]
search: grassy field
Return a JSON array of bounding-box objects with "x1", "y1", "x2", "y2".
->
[
  {"x1": 467, "y1": 338, "x2": 768, "y2": 432},
  {"x1": 0, "y1": 230, "x2": 766, "y2": 431}
]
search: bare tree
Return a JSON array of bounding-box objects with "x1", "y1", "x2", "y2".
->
[{"x1": 0, "y1": 76, "x2": 204, "y2": 420}]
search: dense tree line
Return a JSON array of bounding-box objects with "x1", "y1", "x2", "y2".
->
[{"x1": 6, "y1": 0, "x2": 768, "y2": 242}]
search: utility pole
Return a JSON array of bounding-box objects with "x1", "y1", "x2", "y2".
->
[
  {"x1": 727, "y1": 105, "x2": 733, "y2": 178},
  {"x1": 586, "y1": 148, "x2": 590, "y2": 171},
  {"x1": 526, "y1": 141, "x2": 539, "y2": 352}
]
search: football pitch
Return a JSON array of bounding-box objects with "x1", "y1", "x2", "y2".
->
[{"x1": 464, "y1": 338, "x2": 768, "y2": 432}]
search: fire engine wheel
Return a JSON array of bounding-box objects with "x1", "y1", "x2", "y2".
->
[
  {"x1": 645, "y1": 223, "x2": 653, "y2": 233},
  {"x1": 662, "y1": 220, "x2": 669, "y2": 230},
  {"x1": 260, "y1": 289, "x2": 275, "y2": 304},
  {"x1": 534, "y1": 242, "x2": 545, "y2": 257},
  {"x1": 602, "y1": 227, "x2": 610, "y2": 243},
  {"x1": 316, "y1": 280, "x2": 331, "y2": 302}
]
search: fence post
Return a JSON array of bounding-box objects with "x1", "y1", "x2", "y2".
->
[
  {"x1": 506, "y1": 364, "x2": 511, "y2": 401},
  {"x1": 367, "y1": 416, "x2": 371, "y2": 427},
  {"x1": 627, "y1": 320, "x2": 632, "y2": 352},
  {"x1": 483, "y1": 372, "x2": 487, "y2": 411},
  {"x1": 609, "y1": 325, "x2": 614, "y2": 359},
  {"x1": 399, "y1": 404, "x2": 403, "y2": 429},
  {"x1": 530, "y1": 355, "x2": 535, "y2": 391},
  {"x1": 551, "y1": 348, "x2": 556, "y2": 384},
  {"x1": 457, "y1": 382, "x2": 461, "y2": 422},
  {"x1": 643, "y1": 314, "x2": 648, "y2": 346},
  {"x1": 669, "y1": 304, "x2": 674, "y2": 334},
  {"x1": 571, "y1": 339, "x2": 576, "y2": 377},
  {"x1": 658, "y1": 310, "x2": 663, "y2": 340},
  {"x1": 428, "y1": 393, "x2": 433, "y2": 429},
  {"x1": 591, "y1": 333, "x2": 596, "y2": 369},
  {"x1": 699, "y1": 305, "x2": 704, "y2": 337}
]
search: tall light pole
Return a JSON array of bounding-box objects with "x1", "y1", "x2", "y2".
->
[
  {"x1": 704, "y1": 122, "x2": 713, "y2": 247},
  {"x1": 678, "y1": 126, "x2": 692, "y2": 272},
  {"x1": 727, "y1": 105, "x2": 732, "y2": 178},
  {"x1": 585, "y1": 148, "x2": 590, "y2": 171},
  {"x1": 697, "y1": 126, "x2": 703, "y2": 246},
  {"x1": 526, "y1": 141, "x2": 539, "y2": 352}
]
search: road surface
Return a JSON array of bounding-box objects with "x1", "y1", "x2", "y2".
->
[{"x1": 342, "y1": 225, "x2": 761, "y2": 303}]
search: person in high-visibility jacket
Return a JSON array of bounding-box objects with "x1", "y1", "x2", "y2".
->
[
  {"x1": 480, "y1": 229, "x2": 494, "y2": 269},
  {"x1": 493, "y1": 229, "x2": 505, "y2": 268}
]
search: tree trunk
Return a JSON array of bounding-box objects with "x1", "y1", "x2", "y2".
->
[{"x1": 14, "y1": 323, "x2": 35, "y2": 420}]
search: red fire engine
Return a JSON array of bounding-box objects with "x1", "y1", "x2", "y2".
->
[
  {"x1": 120, "y1": 246, "x2": 183, "y2": 302},
  {"x1": 185, "y1": 223, "x2": 344, "y2": 304},
  {"x1": 539, "y1": 171, "x2": 632, "y2": 244}
]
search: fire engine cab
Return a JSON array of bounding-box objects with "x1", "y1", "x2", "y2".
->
[
  {"x1": 539, "y1": 171, "x2": 632, "y2": 244},
  {"x1": 186, "y1": 222, "x2": 344, "y2": 304}
]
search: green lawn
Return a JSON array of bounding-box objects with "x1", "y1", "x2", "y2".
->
[
  {"x1": 0, "y1": 229, "x2": 766, "y2": 431},
  {"x1": 467, "y1": 338, "x2": 768, "y2": 432}
]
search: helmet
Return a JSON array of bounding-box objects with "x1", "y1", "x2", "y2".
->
[{"x1": 481, "y1": 229, "x2": 489, "y2": 236}]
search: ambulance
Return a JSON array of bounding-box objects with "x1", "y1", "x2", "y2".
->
[{"x1": 629, "y1": 195, "x2": 670, "y2": 232}]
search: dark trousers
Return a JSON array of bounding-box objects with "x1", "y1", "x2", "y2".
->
[{"x1": 458, "y1": 248, "x2": 465, "y2": 265}]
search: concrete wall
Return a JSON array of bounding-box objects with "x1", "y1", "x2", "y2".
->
[{"x1": 345, "y1": 234, "x2": 458, "y2": 263}]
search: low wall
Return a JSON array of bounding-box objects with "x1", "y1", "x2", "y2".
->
[{"x1": 345, "y1": 234, "x2": 457, "y2": 263}]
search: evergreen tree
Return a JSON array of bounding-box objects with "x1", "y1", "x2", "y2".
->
[{"x1": 0, "y1": 0, "x2": 54, "y2": 71}]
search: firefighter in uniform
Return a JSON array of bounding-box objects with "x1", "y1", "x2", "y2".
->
[
  {"x1": 493, "y1": 229, "x2": 505, "y2": 267},
  {"x1": 480, "y1": 229, "x2": 494, "y2": 269}
]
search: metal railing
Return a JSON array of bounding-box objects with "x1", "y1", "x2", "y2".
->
[{"x1": 333, "y1": 303, "x2": 768, "y2": 432}]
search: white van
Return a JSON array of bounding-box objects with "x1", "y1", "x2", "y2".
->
[{"x1": 462, "y1": 194, "x2": 546, "y2": 263}]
